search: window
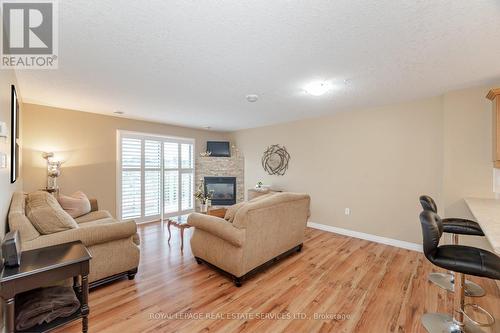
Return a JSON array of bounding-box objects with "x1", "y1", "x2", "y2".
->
[{"x1": 118, "y1": 131, "x2": 195, "y2": 222}]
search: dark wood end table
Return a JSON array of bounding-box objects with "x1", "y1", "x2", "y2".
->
[{"x1": 0, "y1": 241, "x2": 92, "y2": 333}]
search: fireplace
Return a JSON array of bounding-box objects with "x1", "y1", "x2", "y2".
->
[{"x1": 204, "y1": 177, "x2": 236, "y2": 206}]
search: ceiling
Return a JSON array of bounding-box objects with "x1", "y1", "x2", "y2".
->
[{"x1": 15, "y1": 0, "x2": 500, "y2": 131}]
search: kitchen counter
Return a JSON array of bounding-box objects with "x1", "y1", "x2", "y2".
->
[{"x1": 465, "y1": 197, "x2": 500, "y2": 255}]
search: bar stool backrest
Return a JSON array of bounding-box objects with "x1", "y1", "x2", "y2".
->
[
  {"x1": 419, "y1": 210, "x2": 443, "y2": 262},
  {"x1": 419, "y1": 195, "x2": 438, "y2": 213}
]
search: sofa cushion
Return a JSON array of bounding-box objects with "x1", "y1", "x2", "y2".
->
[
  {"x1": 26, "y1": 191, "x2": 78, "y2": 235},
  {"x1": 57, "y1": 191, "x2": 91, "y2": 218},
  {"x1": 78, "y1": 217, "x2": 116, "y2": 227},
  {"x1": 75, "y1": 210, "x2": 112, "y2": 224}
]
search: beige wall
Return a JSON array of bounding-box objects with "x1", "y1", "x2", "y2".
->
[
  {"x1": 231, "y1": 83, "x2": 500, "y2": 245},
  {"x1": 0, "y1": 70, "x2": 23, "y2": 237},
  {"x1": 22, "y1": 104, "x2": 229, "y2": 216},
  {"x1": 20, "y1": 83, "x2": 499, "y2": 246},
  {"x1": 442, "y1": 84, "x2": 499, "y2": 250},
  {"x1": 231, "y1": 98, "x2": 444, "y2": 244},
  {"x1": 443, "y1": 85, "x2": 495, "y2": 217}
]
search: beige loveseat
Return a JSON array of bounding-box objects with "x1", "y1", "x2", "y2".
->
[
  {"x1": 8, "y1": 192, "x2": 140, "y2": 286},
  {"x1": 189, "y1": 192, "x2": 310, "y2": 286}
]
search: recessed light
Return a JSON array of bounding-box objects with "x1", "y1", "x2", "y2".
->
[
  {"x1": 246, "y1": 94, "x2": 259, "y2": 103},
  {"x1": 303, "y1": 81, "x2": 333, "y2": 96},
  {"x1": 114, "y1": 110, "x2": 124, "y2": 115}
]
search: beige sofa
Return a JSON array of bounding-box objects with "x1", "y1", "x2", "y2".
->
[
  {"x1": 8, "y1": 192, "x2": 140, "y2": 287},
  {"x1": 189, "y1": 192, "x2": 310, "y2": 286}
]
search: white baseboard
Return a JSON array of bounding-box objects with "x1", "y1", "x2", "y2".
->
[{"x1": 307, "y1": 222, "x2": 422, "y2": 252}]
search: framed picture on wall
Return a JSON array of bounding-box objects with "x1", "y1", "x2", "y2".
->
[{"x1": 11, "y1": 85, "x2": 19, "y2": 183}]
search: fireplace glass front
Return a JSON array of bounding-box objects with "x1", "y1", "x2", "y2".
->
[{"x1": 204, "y1": 177, "x2": 236, "y2": 206}]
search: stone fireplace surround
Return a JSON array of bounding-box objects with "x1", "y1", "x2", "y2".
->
[{"x1": 195, "y1": 152, "x2": 244, "y2": 210}]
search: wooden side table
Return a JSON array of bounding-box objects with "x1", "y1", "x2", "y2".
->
[
  {"x1": 0, "y1": 241, "x2": 92, "y2": 333},
  {"x1": 167, "y1": 209, "x2": 228, "y2": 251},
  {"x1": 247, "y1": 188, "x2": 280, "y2": 200},
  {"x1": 206, "y1": 207, "x2": 227, "y2": 218},
  {"x1": 167, "y1": 214, "x2": 191, "y2": 251},
  {"x1": 40, "y1": 188, "x2": 60, "y2": 197}
]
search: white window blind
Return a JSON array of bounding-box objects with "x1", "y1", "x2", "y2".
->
[
  {"x1": 144, "y1": 140, "x2": 161, "y2": 217},
  {"x1": 121, "y1": 138, "x2": 141, "y2": 219},
  {"x1": 181, "y1": 173, "x2": 193, "y2": 210},
  {"x1": 118, "y1": 131, "x2": 194, "y2": 222}
]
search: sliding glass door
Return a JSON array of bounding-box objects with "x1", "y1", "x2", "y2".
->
[{"x1": 118, "y1": 131, "x2": 194, "y2": 222}]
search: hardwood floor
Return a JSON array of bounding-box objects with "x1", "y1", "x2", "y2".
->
[{"x1": 56, "y1": 222, "x2": 500, "y2": 333}]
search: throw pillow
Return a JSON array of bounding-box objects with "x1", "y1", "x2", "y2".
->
[
  {"x1": 224, "y1": 202, "x2": 246, "y2": 223},
  {"x1": 26, "y1": 191, "x2": 78, "y2": 234},
  {"x1": 57, "y1": 191, "x2": 91, "y2": 218}
]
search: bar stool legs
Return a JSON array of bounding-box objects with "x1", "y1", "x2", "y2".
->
[
  {"x1": 454, "y1": 272, "x2": 466, "y2": 330},
  {"x1": 428, "y1": 272, "x2": 485, "y2": 297},
  {"x1": 422, "y1": 272, "x2": 493, "y2": 333},
  {"x1": 428, "y1": 235, "x2": 485, "y2": 297},
  {"x1": 419, "y1": 210, "x2": 499, "y2": 333},
  {"x1": 422, "y1": 313, "x2": 467, "y2": 333}
]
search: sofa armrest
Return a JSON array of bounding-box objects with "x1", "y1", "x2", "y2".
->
[
  {"x1": 89, "y1": 198, "x2": 98, "y2": 212},
  {"x1": 188, "y1": 213, "x2": 245, "y2": 247},
  {"x1": 22, "y1": 221, "x2": 138, "y2": 251}
]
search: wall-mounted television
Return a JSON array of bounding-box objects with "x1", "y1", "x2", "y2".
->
[{"x1": 207, "y1": 141, "x2": 230, "y2": 157}]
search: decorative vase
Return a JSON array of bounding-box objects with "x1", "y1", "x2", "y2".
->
[
  {"x1": 47, "y1": 177, "x2": 58, "y2": 190},
  {"x1": 200, "y1": 203, "x2": 208, "y2": 213},
  {"x1": 206, "y1": 199, "x2": 212, "y2": 207}
]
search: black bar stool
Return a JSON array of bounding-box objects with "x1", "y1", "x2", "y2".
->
[
  {"x1": 419, "y1": 195, "x2": 485, "y2": 297},
  {"x1": 420, "y1": 210, "x2": 500, "y2": 333}
]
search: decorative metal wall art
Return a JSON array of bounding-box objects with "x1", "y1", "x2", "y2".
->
[{"x1": 261, "y1": 144, "x2": 290, "y2": 176}]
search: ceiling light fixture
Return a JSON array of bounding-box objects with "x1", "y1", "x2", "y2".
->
[
  {"x1": 303, "y1": 81, "x2": 333, "y2": 96},
  {"x1": 246, "y1": 94, "x2": 259, "y2": 103}
]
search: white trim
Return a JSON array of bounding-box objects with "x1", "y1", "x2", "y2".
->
[
  {"x1": 307, "y1": 222, "x2": 422, "y2": 252},
  {"x1": 117, "y1": 129, "x2": 195, "y2": 143},
  {"x1": 116, "y1": 130, "x2": 122, "y2": 219}
]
